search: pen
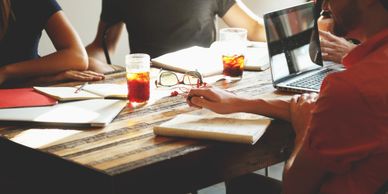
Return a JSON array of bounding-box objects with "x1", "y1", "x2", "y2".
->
[{"x1": 74, "y1": 82, "x2": 88, "y2": 93}]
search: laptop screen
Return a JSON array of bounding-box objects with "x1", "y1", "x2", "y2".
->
[{"x1": 264, "y1": 2, "x2": 323, "y2": 83}]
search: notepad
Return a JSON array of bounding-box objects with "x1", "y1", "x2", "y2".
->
[
  {"x1": 151, "y1": 45, "x2": 269, "y2": 77},
  {"x1": 151, "y1": 46, "x2": 222, "y2": 77},
  {"x1": 153, "y1": 113, "x2": 271, "y2": 145},
  {"x1": 0, "y1": 99, "x2": 127, "y2": 127},
  {"x1": 34, "y1": 83, "x2": 128, "y2": 101},
  {"x1": 0, "y1": 88, "x2": 58, "y2": 109}
]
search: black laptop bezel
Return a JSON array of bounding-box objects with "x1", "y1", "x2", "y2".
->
[{"x1": 264, "y1": 2, "x2": 323, "y2": 86}]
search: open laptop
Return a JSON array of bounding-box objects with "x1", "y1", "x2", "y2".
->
[
  {"x1": 264, "y1": 2, "x2": 343, "y2": 93},
  {"x1": 0, "y1": 99, "x2": 127, "y2": 127}
]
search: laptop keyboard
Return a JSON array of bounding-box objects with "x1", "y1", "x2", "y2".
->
[{"x1": 287, "y1": 69, "x2": 334, "y2": 90}]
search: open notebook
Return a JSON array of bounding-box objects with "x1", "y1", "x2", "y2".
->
[
  {"x1": 0, "y1": 99, "x2": 127, "y2": 127},
  {"x1": 34, "y1": 83, "x2": 128, "y2": 101},
  {"x1": 154, "y1": 113, "x2": 271, "y2": 144},
  {"x1": 151, "y1": 44, "x2": 269, "y2": 77}
]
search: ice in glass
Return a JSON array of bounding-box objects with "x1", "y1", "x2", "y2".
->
[
  {"x1": 219, "y1": 28, "x2": 247, "y2": 79},
  {"x1": 126, "y1": 71, "x2": 150, "y2": 103},
  {"x1": 125, "y1": 54, "x2": 150, "y2": 103},
  {"x1": 222, "y1": 54, "x2": 245, "y2": 77}
]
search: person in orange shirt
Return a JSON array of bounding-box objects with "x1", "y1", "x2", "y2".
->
[
  {"x1": 315, "y1": 0, "x2": 358, "y2": 64},
  {"x1": 187, "y1": 0, "x2": 388, "y2": 193}
]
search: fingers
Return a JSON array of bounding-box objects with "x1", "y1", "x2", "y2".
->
[
  {"x1": 65, "y1": 70, "x2": 105, "y2": 81},
  {"x1": 322, "y1": 54, "x2": 342, "y2": 64},
  {"x1": 320, "y1": 38, "x2": 337, "y2": 49},
  {"x1": 319, "y1": 30, "x2": 339, "y2": 42},
  {"x1": 187, "y1": 87, "x2": 213, "y2": 108},
  {"x1": 291, "y1": 94, "x2": 301, "y2": 104},
  {"x1": 320, "y1": 39, "x2": 346, "y2": 63},
  {"x1": 320, "y1": 46, "x2": 336, "y2": 55},
  {"x1": 190, "y1": 96, "x2": 211, "y2": 108},
  {"x1": 291, "y1": 93, "x2": 318, "y2": 105},
  {"x1": 187, "y1": 87, "x2": 218, "y2": 103},
  {"x1": 77, "y1": 71, "x2": 105, "y2": 80}
]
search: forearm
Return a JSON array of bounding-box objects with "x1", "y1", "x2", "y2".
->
[
  {"x1": 86, "y1": 21, "x2": 124, "y2": 63},
  {"x1": 247, "y1": 20, "x2": 266, "y2": 42},
  {"x1": 2, "y1": 49, "x2": 88, "y2": 80},
  {"x1": 86, "y1": 43, "x2": 107, "y2": 63},
  {"x1": 222, "y1": 3, "x2": 266, "y2": 42},
  {"x1": 237, "y1": 98, "x2": 291, "y2": 121}
]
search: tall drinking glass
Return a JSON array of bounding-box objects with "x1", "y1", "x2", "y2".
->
[
  {"x1": 125, "y1": 54, "x2": 150, "y2": 104},
  {"x1": 219, "y1": 28, "x2": 247, "y2": 79}
]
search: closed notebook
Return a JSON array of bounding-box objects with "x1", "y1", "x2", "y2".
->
[
  {"x1": 34, "y1": 83, "x2": 128, "y2": 101},
  {"x1": 0, "y1": 99, "x2": 127, "y2": 127},
  {"x1": 151, "y1": 46, "x2": 222, "y2": 77},
  {"x1": 0, "y1": 88, "x2": 58, "y2": 109},
  {"x1": 153, "y1": 113, "x2": 271, "y2": 145}
]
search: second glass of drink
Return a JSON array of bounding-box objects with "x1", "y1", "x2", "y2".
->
[
  {"x1": 219, "y1": 28, "x2": 247, "y2": 79},
  {"x1": 126, "y1": 53, "x2": 150, "y2": 104}
]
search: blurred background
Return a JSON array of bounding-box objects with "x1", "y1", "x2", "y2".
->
[{"x1": 39, "y1": 0, "x2": 305, "y2": 65}]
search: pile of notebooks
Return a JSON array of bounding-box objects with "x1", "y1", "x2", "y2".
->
[{"x1": 0, "y1": 84, "x2": 128, "y2": 127}]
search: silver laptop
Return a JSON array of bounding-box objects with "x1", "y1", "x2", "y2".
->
[
  {"x1": 264, "y1": 2, "x2": 343, "y2": 93},
  {"x1": 0, "y1": 99, "x2": 127, "y2": 127}
]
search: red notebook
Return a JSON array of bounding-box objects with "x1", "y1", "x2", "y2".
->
[{"x1": 0, "y1": 88, "x2": 58, "y2": 109}]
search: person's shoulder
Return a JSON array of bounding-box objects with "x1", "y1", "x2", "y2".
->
[{"x1": 320, "y1": 72, "x2": 356, "y2": 99}]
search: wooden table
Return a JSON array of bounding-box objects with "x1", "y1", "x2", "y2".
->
[{"x1": 0, "y1": 69, "x2": 294, "y2": 194}]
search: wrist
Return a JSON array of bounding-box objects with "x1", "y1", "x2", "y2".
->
[{"x1": 235, "y1": 97, "x2": 260, "y2": 113}]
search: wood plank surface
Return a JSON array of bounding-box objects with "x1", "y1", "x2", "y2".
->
[{"x1": 0, "y1": 69, "x2": 295, "y2": 193}]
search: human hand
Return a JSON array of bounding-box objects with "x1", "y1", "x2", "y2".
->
[
  {"x1": 31, "y1": 70, "x2": 105, "y2": 85},
  {"x1": 319, "y1": 30, "x2": 357, "y2": 64},
  {"x1": 290, "y1": 93, "x2": 318, "y2": 142},
  {"x1": 186, "y1": 86, "x2": 245, "y2": 114},
  {"x1": 51, "y1": 70, "x2": 105, "y2": 82}
]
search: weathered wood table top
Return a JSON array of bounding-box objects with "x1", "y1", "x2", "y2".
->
[{"x1": 0, "y1": 69, "x2": 294, "y2": 194}]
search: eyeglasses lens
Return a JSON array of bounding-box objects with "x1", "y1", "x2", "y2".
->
[
  {"x1": 160, "y1": 72, "x2": 179, "y2": 86},
  {"x1": 183, "y1": 74, "x2": 200, "y2": 85}
]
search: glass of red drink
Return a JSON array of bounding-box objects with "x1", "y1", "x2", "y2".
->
[
  {"x1": 219, "y1": 28, "x2": 247, "y2": 79},
  {"x1": 222, "y1": 54, "x2": 245, "y2": 77},
  {"x1": 126, "y1": 54, "x2": 150, "y2": 103}
]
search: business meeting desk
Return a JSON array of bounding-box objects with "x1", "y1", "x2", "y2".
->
[{"x1": 0, "y1": 69, "x2": 294, "y2": 194}]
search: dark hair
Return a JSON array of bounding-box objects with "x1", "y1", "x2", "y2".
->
[
  {"x1": 0, "y1": 0, "x2": 12, "y2": 40},
  {"x1": 381, "y1": 0, "x2": 388, "y2": 10}
]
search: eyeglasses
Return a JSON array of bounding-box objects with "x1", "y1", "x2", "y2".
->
[{"x1": 155, "y1": 70, "x2": 203, "y2": 87}]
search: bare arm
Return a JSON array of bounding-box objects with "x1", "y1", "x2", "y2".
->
[
  {"x1": 187, "y1": 87, "x2": 291, "y2": 121},
  {"x1": 187, "y1": 87, "x2": 327, "y2": 193},
  {"x1": 222, "y1": 1, "x2": 266, "y2": 42},
  {"x1": 86, "y1": 21, "x2": 125, "y2": 73},
  {"x1": 0, "y1": 11, "x2": 88, "y2": 83}
]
